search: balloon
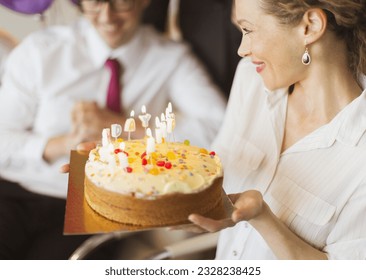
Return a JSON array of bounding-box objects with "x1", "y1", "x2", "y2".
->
[{"x1": 0, "y1": 0, "x2": 54, "y2": 15}]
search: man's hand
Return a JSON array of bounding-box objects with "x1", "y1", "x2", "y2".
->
[
  {"x1": 59, "y1": 141, "x2": 98, "y2": 173},
  {"x1": 71, "y1": 101, "x2": 125, "y2": 142}
]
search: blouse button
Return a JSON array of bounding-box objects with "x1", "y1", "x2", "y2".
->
[{"x1": 233, "y1": 250, "x2": 238, "y2": 256}]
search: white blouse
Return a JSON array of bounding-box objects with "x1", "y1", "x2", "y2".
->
[
  {"x1": 0, "y1": 18, "x2": 226, "y2": 198},
  {"x1": 213, "y1": 58, "x2": 366, "y2": 260}
]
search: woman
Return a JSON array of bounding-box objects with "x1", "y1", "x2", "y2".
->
[{"x1": 188, "y1": 0, "x2": 366, "y2": 259}]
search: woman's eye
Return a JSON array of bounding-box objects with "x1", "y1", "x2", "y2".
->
[{"x1": 242, "y1": 28, "x2": 252, "y2": 35}]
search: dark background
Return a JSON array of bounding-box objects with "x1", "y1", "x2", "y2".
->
[{"x1": 143, "y1": 0, "x2": 242, "y2": 98}]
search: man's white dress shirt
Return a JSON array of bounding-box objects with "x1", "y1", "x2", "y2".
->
[
  {"x1": 0, "y1": 18, "x2": 226, "y2": 198},
  {"x1": 213, "y1": 58, "x2": 366, "y2": 260},
  {"x1": 0, "y1": 36, "x2": 14, "y2": 84}
]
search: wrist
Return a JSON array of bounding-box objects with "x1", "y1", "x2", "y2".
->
[
  {"x1": 43, "y1": 135, "x2": 73, "y2": 163},
  {"x1": 248, "y1": 202, "x2": 273, "y2": 227}
]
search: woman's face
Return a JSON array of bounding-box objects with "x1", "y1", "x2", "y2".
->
[{"x1": 235, "y1": 0, "x2": 305, "y2": 90}]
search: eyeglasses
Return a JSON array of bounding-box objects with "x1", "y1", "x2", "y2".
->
[{"x1": 80, "y1": 0, "x2": 135, "y2": 14}]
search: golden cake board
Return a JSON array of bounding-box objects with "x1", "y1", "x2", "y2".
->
[{"x1": 64, "y1": 150, "x2": 234, "y2": 235}]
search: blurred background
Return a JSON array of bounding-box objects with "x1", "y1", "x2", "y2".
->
[
  {"x1": 0, "y1": 0, "x2": 241, "y2": 98},
  {"x1": 0, "y1": 0, "x2": 80, "y2": 40}
]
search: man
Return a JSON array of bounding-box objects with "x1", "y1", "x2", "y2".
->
[
  {"x1": 0, "y1": 0, "x2": 226, "y2": 259},
  {"x1": 0, "y1": 28, "x2": 17, "y2": 85}
]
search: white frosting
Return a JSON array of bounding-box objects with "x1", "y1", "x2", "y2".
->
[{"x1": 85, "y1": 139, "x2": 222, "y2": 197}]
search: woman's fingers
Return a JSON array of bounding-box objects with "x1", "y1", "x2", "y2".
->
[{"x1": 188, "y1": 214, "x2": 235, "y2": 232}]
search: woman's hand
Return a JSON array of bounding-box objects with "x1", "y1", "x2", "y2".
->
[{"x1": 187, "y1": 190, "x2": 265, "y2": 233}]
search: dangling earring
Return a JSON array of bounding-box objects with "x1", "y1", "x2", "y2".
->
[{"x1": 302, "y1": 46, "x2": 311, "y2": 65}]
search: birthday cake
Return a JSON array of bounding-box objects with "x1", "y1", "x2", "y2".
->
[{"x1": 84, "y1": 104, "x2": 224, "y2": 226}]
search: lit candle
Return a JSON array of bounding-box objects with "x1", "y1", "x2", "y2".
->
[
  {"x1": 167, "y1": 118, "x2": 175, "y2": 133},
  {"x1": 166, "y1": 105, "x2": 175, "y2": 134},
  {"x1": 124, "y1": 110, "x2": 136, "y2": 141},
  {"x1": 138, "y1": 105, "x2": 151, "y2": 133},
  {"x1": 155, "y1": 116, "x2": 163, "y2": 144},
  {"x1": 146, "y1": 128, "x2": 156, "y2": 156},
  {"x1": 160, "y1": 113, "x2": 167, "y2": 139}
]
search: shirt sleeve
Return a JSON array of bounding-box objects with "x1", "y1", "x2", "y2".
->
[
  {"x1": 0, "y1": 37, "x2": 49, "y2": 169},
  {"x1": 166, "y1": 44, "x2": 227, "y2": 149},
  {"x1": 324, "y1": 181, "x2": 366, "y2": 259}
]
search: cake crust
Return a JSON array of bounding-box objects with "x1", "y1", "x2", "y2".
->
[{"x1": 84, "y1": 176, "x2": 223, "y2": 226}]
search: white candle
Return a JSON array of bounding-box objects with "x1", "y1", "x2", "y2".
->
[
  {"x1": 119, "y1": 142, "x2": 126, "y2": 151},
  {"x1": 102, "y1": 128, "x2": 111, "y2": 147},
  {"x1": 160, "y1": 113, "x2": 167, "y2": 138},
  {"x1": 111, "y1": 124, "x2": 122, "y2": 140},
  {"x1": 138, "y1": 105, "x2": 151, "y2": 131},
  {"x1": 146, "y1": 127, "x2": 152, "y2": 137},
  {"x1": 146, "y1": 128, "x2": 156, "y2": 155},
  {"x1": 118, "y1": 152, "x2": 129, "y2": 169},
  {"x1": 155, "y1": 116, "x2": 162, "y2": 144},
  {"x1": 124, "y1": 110, "x2": 136, "y2": 140},
  {"x1": 167, "y1": 115, "x2": 175, "y2": 134}
]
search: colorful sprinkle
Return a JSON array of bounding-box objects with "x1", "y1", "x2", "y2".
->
[
  {"x1": 166, "y1": 151, "x2": 176, "y2": 160},
  {"x1": 156, "y1": 160, "x2": 165, "y2": 167},
  {"x1": 184, "y1": 139, "x2": 190, "y2": 146},
  {"x1": 165, "y1": 162, "x2": 172, "y2": 169},
  {"x1": 149, "y1": 167, "x2": 160, "y2": 175},
  {"x1": 142, "y1": 158, "x2": 148, "y2": 165},
  {"x1": 125, "y1": 167, "x2": 133, "y2": 173}
]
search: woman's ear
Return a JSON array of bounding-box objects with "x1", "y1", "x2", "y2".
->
[{"x1": 300, "y1": 8, "x2": 327, "y2": 45}]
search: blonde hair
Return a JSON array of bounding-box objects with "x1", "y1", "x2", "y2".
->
[{"x1": 259, "y1": 0, "x2": 366, "y2": 80}]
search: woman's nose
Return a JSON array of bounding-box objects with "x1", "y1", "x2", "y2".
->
[{"x1": 237, "y1": 35, "x2": 251, "y2": 58}]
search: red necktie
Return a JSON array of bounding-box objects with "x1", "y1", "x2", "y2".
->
[{"x1": 105, "y1": 58, "x2": 121, "y2": 113}]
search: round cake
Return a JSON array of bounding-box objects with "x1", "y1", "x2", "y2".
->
[{"x1": 84, "y1": 136, "x2": 223, "y2": 226}]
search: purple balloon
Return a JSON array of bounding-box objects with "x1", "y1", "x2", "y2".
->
[{"x1": 0, "y1": 0, "x2": 54, "y2": 15}]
